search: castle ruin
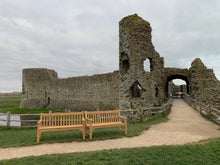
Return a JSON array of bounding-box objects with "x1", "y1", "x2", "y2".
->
[{"x1": 20, "y1": 14, "x2": 220, "y2": 121}]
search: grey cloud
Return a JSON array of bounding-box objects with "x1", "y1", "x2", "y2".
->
[{"x1": 0, "y1": 0, "x2": 219, "y2": 91}]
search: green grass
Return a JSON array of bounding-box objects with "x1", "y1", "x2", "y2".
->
[
  {"x1": 0, "y1": 97, "x2": 62, "y2": 114},
  {"x1": 0, "y1": 114, "x2": 168, "y2": 148},
  {"x1": 0, "y1": 98, "x2": 21, "y2": 109},
  {"x1": 1, "y1": 138, "x2": 220, "y2": 165},
  {"x1": 1, "y1": 108, "x2": 63, "y2": 114}
]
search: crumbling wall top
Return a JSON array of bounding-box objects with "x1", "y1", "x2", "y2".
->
[
  {"x1": 190, "y1": 58, "x2": 206, "y2": 71},
  {"x1": 119, "y1": 14, "x2": 151, "y2": 33}
]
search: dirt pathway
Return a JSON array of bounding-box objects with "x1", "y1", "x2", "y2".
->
[{"x1": 0, "y1": 99, "x2": 220, "y2": 160}]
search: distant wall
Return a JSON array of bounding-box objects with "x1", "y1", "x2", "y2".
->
[
  {"x1": 48, "y1": 71, "x2": 119, "y2": 111},
  {"x1": 20, "y1": 69, "x2": 119, "y2": 111},
  {"x1": 0, "y1": 92, "x2": 21, "y2": 98}
]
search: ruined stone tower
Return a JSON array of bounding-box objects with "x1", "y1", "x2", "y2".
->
[
  {"x1": 119, "y1": 14, "x2": 165, "y2": 120},
  {"x1": 20, "y1": 68, "x2": 57, "y2": 109}
]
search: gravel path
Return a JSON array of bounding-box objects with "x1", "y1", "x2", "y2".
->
[{"x1": 0, "y1": 99, "x2": 219, "y2": 160}]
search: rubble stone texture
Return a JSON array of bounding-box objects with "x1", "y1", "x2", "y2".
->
[
  {"x1": 20, "y1": 14, "x2": 220, "y2": 121},
  {"x1": 20, "y1": 69, "x2": 119, "y2": 111},
  {"x1": 189, "y1": 58, "x2": 220, "y2": 110}
]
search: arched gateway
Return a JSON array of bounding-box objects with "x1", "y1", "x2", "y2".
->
[{"x1": 164, "y1": 68, "x2": 190, "y2": 97}]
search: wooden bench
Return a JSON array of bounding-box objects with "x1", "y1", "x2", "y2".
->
[
  {"x1": 37, "y1": 112, "x2": 85, "y2": 143},
  {"x1": 85, "y1": 110, "x2": 127, "y2": 139}
]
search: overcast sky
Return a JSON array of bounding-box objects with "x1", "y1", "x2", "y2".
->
[{"x1": 0, "y1": 0, "x2": 220, "y2": 92}]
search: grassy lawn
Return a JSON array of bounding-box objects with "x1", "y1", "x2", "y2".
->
[
  {"x1": 1, "y1": 138, "x2": 220, "y2": 165},
  {"x1": 0, "y1": 114, "x2": 168, "y2": 148},
  {"x1": 1, "y1": 108, "x2": 63, "y2": 114},
  {"x1": 0, "y1": 97, "x2": 62, "y2": 114},
  {"x1": 0, "y1": 98, "x2": 21, "y2": 109}
]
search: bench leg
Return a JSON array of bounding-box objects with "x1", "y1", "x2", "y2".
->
[
  {"x1": 86, "y1": 128, "x2": 89, "y2": 136},
  {"x1": 90, "y1": 127, "x2": 93, "y2": 139},
  {"x1": 37, "y1": 127, "x2": 40, "y2": 143},
  {"x1": 82, "y1": 128, "x2": 85, "y2": 140},
  {"x1": 124, "y1": 124, "x2": 127, "y2": 135}
]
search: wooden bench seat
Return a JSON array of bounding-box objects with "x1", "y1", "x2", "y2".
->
[
  {"x1": 37, "y1": 112, "x2": 85, "y2": 143},
  {"x1": 39, "y1": 125, "x2": 83, "y2": 130},
  {"x1": 85, "y1": 110, "x2": 127, "y2": 139}
]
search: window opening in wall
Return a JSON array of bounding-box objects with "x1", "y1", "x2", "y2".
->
[
  {"x1": 130, "y1": 81, "x2": 145, "y2": 98},
  {"x1": 121, "y1": 60, "x2": 129, "y2": 75},
  {"x1": 137, "y1": 84, "x2": 142, "y2": 90},
  {"x1": 155, "y1": 87, "x2": 158, "y2": 97},
  {"x1": 120, "y1": 52, "x2": 130, "y2": 76},
  {"x1": 144, "y1": 58, "x2": 153, "y2": 72},
  {"x1": 48, "y1": 97, "x2": 50, "y2": 106}
]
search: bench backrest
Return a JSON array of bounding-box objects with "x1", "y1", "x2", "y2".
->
[
  {"x1": 39, "y1": 112, "x2": 84, "y2": 127},
  {"x1": 85, "y1": 110, "x2": 120, "y2": 124}
]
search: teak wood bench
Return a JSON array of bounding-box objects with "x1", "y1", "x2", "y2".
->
[
  {"x1": 85, "y1": 110, "x2": 127, "y2": 139},
  {"x1": 37, "y1": 112, "x2": 85, "y2": 143}
]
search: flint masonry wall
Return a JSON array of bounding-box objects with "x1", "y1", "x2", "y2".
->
[
  {"x1": 20, "y1": 69, "x2": 119, "y2": 111},
  {"x1": 20, "y1": 68, "x2": 58, "y2": 109},
  {"x1": 189, "y1": 58, "x2": 220, "y2": 110},
  {"x1": 48, "y1": 71, "x2": 119, "y2": 111}
]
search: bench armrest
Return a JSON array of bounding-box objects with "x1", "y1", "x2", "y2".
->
[
  {"x1": 85, "y1": 116, "x2": 93, "y2": 121},
  {"x1": 85, "y1": 118, "x2": 93, "y2": 127},
  {"x1": 37, "y1": 120, "x2": 42, "y2": 126},
  {"x1": 119, "y1": 116, "x2": 127, "y2": 123},
  {"x1": 119, "y1": 116, "x2": 127, "y2": 120},
  {"x1": 85, "y1": 118, "x2": 93, "y2": 123}
]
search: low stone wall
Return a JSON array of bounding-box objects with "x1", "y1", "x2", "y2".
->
[
  {"x1": 120, "y1": 98, "x2": 172, "y2": 121},
  {"x1": 183, "y1": 94, "x2": 220, "y2": 124}
]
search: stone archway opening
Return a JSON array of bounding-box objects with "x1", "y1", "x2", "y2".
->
[{"x1": 165, "y1": 75, "x2": 189, "y2": 98}]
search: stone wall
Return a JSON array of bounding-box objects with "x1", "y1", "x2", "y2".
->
[
  {"x1": 183, "y1": 94, "x2": 220, "y2": 124},
  {"x1": 189, "y1": 58, "x2": 220, "y2": 110},
  {"x1": 48, "y1": 71, "x2": 119, "y2": 111},
  {"x1": 20, "y1": 69, "x2": 119, "y2": 111}
]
